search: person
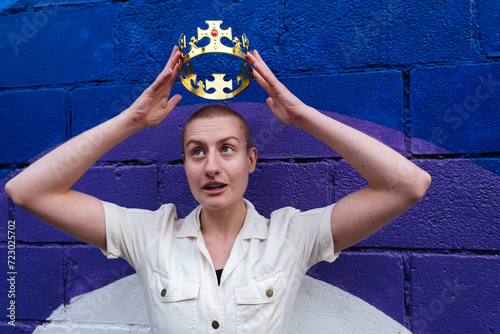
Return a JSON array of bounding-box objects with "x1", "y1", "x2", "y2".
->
[{"x1": 5, "y1": 46, "x2": 431, "y2": 333}]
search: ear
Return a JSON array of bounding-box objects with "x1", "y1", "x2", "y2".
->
[
  {"x1": 248, "y1": 147, "x2": 258, "y2": 173},
  {"x1": 182, "y1": 153, "x2": 185, "y2": 162}
]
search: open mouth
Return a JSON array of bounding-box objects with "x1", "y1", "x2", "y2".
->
[{"x1": 203, "y1": 183, "x2": 228, "y2": 190}]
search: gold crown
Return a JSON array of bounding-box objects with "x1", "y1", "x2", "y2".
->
[{"x1": 178, "y1": 21, "x2": 252, "y2": 100}]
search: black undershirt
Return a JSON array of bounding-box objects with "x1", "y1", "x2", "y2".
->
[{"x1": 215, "y1": 269, "x2": 223, "y2": 286}]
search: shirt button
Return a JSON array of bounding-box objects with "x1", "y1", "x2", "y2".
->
[
  {"x1": 161, "y1": 289, "x2": 167, "y2": 297},
  {"x1": 266, "y1": 289, "x2": 274, "y2": 297},
  {"x1": 212, "y1": 320, "x2": 220, "y2": 329}
]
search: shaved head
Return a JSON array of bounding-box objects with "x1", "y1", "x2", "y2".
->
[{"x1": 182, "y1": 105, "x2": 253, "y2": 152}]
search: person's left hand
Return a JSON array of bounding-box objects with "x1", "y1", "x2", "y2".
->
[{"x1": 247, "y1": 50, "x2": 309, "y2": 126}]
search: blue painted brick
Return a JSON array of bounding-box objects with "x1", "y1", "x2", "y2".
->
[
  {"x1": 0, "y1": 4, "x2": 115, "y2": 87},
  {"x1": 410, "y1": 63, "x2": 500, "y2": 154},
  {"x1": 72, "y1": 85, "x2": 149, "y2": 138},
  {"x1": 478, "y1": 1, "x2": 500, "y2": 56},
  {"x1": 0, "y1": 245, "x2": 64, "y2": 320},
  {"x1": 246, "y1": 161, "x2": 331, "y2": 217},
  {"x1": 73, "y1": 72, "x2": 403, "y2": 162},
  {"x1": 72, "y1": 86, "x2": 200, "y2": 162},
  {"x1": 64, "y1": 245, "x2": 135, "y2": 302},
  {"x1": 226, "y1": 72, "x2": 404, "y2": 140},
  {"x1": 283, "y1": 0, "x2": 471, "y2": 72},
  {"x1": 35, "y1": 0, "x2": 108, "y2": 6},
  {"x1": 308, "y1": 251, "x2": 405, "y2": 324},
  {"x1": 116, "y1": 0, "x2": 278, "y2": 82},
  {"x1": 0, "y1": 0, "x2": 28, "y2": 13},
  {"x1": 0, "y1": 89, "x2": 66, "y2": 164},
  {"x1": 333, "y1": 158, "x2": 500, "y2": 250},
  {"x1": 13, "y1": 165, "x2": 158, "y2": 243},
  {"x1": 278, "y1": 73, "x2": 403, "y2": 133},
  {"x1": 411, "y1": 254, "x2": 499, "y2": 333}
]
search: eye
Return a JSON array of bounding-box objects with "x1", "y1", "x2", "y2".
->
[
  {"x1": 192, "y1": 149, "x2": 204, "y2": 157},
  {"x1": 221, "y1": 146, "x2": 234, "y2": 153}
]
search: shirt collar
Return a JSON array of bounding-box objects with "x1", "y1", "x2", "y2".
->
[{"x1": 176, "y1": 199, "x2": 268, "y2": 240}]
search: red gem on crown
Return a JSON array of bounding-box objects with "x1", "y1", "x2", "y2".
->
[{"x1": 211, "y1": 29, "x2": 218, "y2": 36}]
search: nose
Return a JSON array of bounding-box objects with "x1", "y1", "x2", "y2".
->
[{"x1": 204, "y1": 151, "x2": 221, "y2": 177}]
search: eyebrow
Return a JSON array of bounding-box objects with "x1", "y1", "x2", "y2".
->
[{"x1": 185, "y1": 136, "x2": 241, "y2": 148}]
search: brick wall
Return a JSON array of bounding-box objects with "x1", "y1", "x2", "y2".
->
[{"x1": 0, "y1": 0, "x2": 498, "y2": 333}]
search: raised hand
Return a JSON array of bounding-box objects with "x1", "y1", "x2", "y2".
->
[
  {"x1": 126, "y1": 46, "x2": 183, "y2": 128},
  {"x1": 247, "y1": 50, "x2": 310, "y2": 126}
]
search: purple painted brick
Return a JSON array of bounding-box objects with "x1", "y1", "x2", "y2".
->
[
  {"x1": 410, "y1": 63, "x2": 500, "y2": 154},
  {"x1": 161, "y1": 161, "x2": 332, "y2": 218},
  {"x1": 334, "y1": 158, "x2": 500, "y2": 250},
  {"x1": 0, "y1": 321, "x2": 38, "y2": 333},
  {"x1": 411, "y1": 254, "x2": 499, "y2": 334},
  {"x1": 158, "y1": 164, "x2": 199, "y2": 219},
  {"x1": 0, "y1": 185, "x2": 11, "y2": 242},
  {"x1": 246, "y1": 161, "x2": 331, "y2": 217},
  {"x1": 73, "y1": 165, "x2": 159, "y2": 210},
  {"x1": 308, "y1": 251, "x2": 405, "y2": 324},
  {"x1": 404, "y1": 159, "x2": 500, "y2": 250},
  {"x1": 0, "y1": 245, "x2": 64, "y2": 320},
  {"x1": 231, "y1": 102, "x2": 334, "y2": 159},
  {"x1": 13, "y1": 206, "x2": 74, "y2": 243},
  {"x1": 333, "y1": 158, "x2": 420, "y2": 249},
  {"x1": 233, "y1": 103, "x2": 403, "y2": 160},
  {"x1": 0, "y1": 4, "x2": 115, "y2": 87},
  {"x1": 0, "y1": 89, "x2": 66, "y2": 164},
  {"x1": 64, "y1": 245, "x2": 135, "y2": 301},
  {"x1": 13, "y1": 165, "x2": 159, "y2": 243}
]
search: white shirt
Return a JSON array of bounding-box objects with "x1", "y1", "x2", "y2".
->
[{"x1": 101, "y1": 199, "x2": 338, "y2": 333}]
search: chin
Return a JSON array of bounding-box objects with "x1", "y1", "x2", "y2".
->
[{"x1": 200, "y1": 195, "x2": 242, "y2": 211}]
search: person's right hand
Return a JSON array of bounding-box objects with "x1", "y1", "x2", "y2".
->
[{"x1": 126, "y1": 46, "x2": 183, "y2": 128}]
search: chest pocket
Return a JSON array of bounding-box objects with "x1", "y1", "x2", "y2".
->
[
  {"x1": 234, "y1": 270, "x2": 287, "y2": 333},
  {"x1": 149, "y1": 269, "x2": 200, "y2": 334}
]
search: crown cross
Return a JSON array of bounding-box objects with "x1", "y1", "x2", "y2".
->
[{"x1": 179, "y1": 21, "x2": 253, "y2": 100}]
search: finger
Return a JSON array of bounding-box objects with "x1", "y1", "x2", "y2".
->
[
  {"x1": 249, "y1": 50, "x2": 280, "y2": 90},
  {"x1": 251, "y1": 67, "x2": 271, "y2": 94},
  {"x1": 247, "y1": 52, "x2": 271, "y2": 92},
  {"x1": 167, "y1": 46, "x2": 180, "y2": 65},
  {"x1": 149, "y1": 67, "x2": 174, "y2": 94},
  {"x1": 266, "y1": 97, "x2": 274, "y2": 110},
  {"x1": 166, "y1": 63, "x2": 180, "y2": 92},
  {"x1": 162, "y1": 46, "x2": 182, "y2": 74},
  {"x1": 166, "y1": 94, "x2": 182, "y2": 112}
]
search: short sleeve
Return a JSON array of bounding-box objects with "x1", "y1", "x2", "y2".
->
[
  {"x1": 99, "y1": 200, "x2": 177, "y2": 272},
  {"x1": 286, "y1": 204, "x2": 338, "y2": 270}
]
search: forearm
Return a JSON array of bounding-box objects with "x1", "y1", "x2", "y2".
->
[
  {"x1": 5, "y1": 110, "x2": 143, "y2": 206},
  {"x1": 294, "y1": 107, "x2": 430, "y2": 199}
]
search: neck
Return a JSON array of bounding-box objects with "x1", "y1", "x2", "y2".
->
[{"x1": 200, "y1": 199, "x2": 247, "y2": 239}]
